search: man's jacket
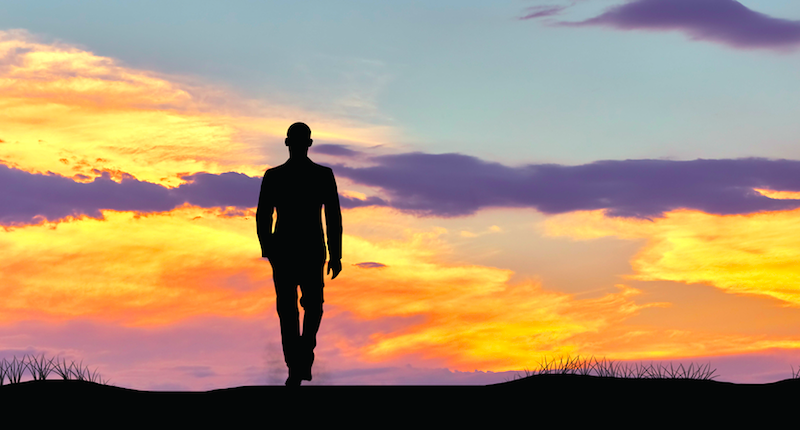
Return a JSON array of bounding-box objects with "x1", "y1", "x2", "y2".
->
[{"x1": 256, "y1": 157, "x2": 342, "y2": 265}]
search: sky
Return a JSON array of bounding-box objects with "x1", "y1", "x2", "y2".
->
[{"x1": 2, "y1": 0, "x2": 800, "y2": 389}]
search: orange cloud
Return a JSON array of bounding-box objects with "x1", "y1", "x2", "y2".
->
[
  {"x1": 0, "y1": 201, "x2": 668, "y2": 370},
  {"x1": 322, "y1": 207, "x2": 669, "y2": 371},
  {"x1": 543, "y1": 208, "x2": 800, "y2": 307},
  {"x1": 0, "y1": 206, "x2": 273, "y2": 325},
  {"x1": 327, "y1": 208, "x2": 800, "y2": 370},
  {"x1": 5, "y1": 199, "x2": 798, "y2": 372}
]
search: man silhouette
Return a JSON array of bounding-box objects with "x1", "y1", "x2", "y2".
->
[{"x1": 257, "y1": 122, "x2": 342, "y2": 386}]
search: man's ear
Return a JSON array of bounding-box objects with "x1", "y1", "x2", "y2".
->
[
  {"x1": 308, "y1": 139, "x2": 313, "y2": 147},
  {"x1": 285, "y1": 138, "x2": 290, "y2": 146}
]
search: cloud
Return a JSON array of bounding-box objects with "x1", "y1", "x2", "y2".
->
[
  {"x1": 0, "y1": 201, "x2": 663, "y2": 373},
  {"x1": 0, "y1": 207, "x2": 274, "y2": 326},
  {"x1": 520, "y1": 5, "x2": 571, "y2": 20},
  {"x1": 0, "y1": 165, "x2": 175, "y2": 225},
  {"x1": 0, "y1": 30, "x2": 394, "y2": 187},
  {"x1": 333, "y1": 154, "x2": 800, "y2": 218},
  {"x1": 175, "y1": 172, "x2": 260, "y2": 209},
  {"x1": 7, "y1": 153, "x2": 800, "y2": 225},
  {"x1": 545, "y1": 208, "x2": 800, "y2": 306},
  {"x1": 565, "y1": 0, "x2": 800, "y2": 50},
  {"x1": 353, "y1": 262, "x2": 387, "y2": 269},
  {"x1": 4, "y1": 199, "x2": 796, "y2": 381},
  {"x1": 0, "y1": 162, "x2": 391, "y2": 225},
  {"x1": 172, "y1": 365, "x2": 217, "y2": 378},
  {"x1": 0, "y1": 30, "x2": 400, "y2": 226},
  {"x1": 6, "y1": 316, "x2": 800, "y2": 389},
  {"x1": 0, "y1": 30, "x2": 262, "y2": 185},
  {"x1": 311, "y1": 144, "x2": 363, "y2": 157},
  {"x1": 0, "y1": 317, "x2": 276, "y2": 390},
  {"x1": 339, "y1": 195, "x2": 388, "y2": 210},
  {"x1": 322, "y1": 217, "x2": 668, "y2": 370},
  {"x1": 0, "y1": 164, "x2": 262, "y2": 225}
]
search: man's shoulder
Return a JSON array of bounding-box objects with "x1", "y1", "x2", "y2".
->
[
  {"x1": 266, "y1": 162, "x2": 289, "y2": 172},
  {"x1": 263, "y1": 162, "x2": 290, "y2": 178},
  {"x1": 304, "y1": 160, "x2": 335, "y2": 178},
  {"x1": 262, "y1": 159, "x2": 334, "y2": 178},
  {"x1": 311, "y1": 161, "x2": 334, "y2": 174}
]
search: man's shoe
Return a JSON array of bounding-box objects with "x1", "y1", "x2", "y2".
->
[
  {"x1": 299, "y1": 351, "x2": 313, "y2": 381},
  {"x1": 285, "y1": 375, "x2": 301, "y2": 386},
  {"x1": 285, "y1": 367, "x2": 302, "y2": 386},
  {"x1": 298, "y1": 367, "x2": 312, "y2": 382}
]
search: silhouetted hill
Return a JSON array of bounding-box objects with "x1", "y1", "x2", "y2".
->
[{"x1": 1, "y1": 375, "x2": 793, "y2": 425}]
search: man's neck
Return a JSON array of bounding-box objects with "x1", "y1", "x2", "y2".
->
[{"x1": 288, "y1": 146, "x2": 310, "y2": 161}]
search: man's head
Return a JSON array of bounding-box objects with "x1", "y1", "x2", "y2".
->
[{"x1": 285, "y1": 122, "x2": 312, "y2": 148}]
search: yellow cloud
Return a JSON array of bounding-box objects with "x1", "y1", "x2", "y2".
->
[
  {"x1": 339, "y1": 190, "x2": 369, "y2": 201},
  {"x1": 0, "y1": 30, "x2": 394, "y2": 186},
  {"x1": 543, "y1": 209, "x2": 800, "y2": 306},
  {"x1": 754, "y1": 188, "x2": 800, "y2": 200}
]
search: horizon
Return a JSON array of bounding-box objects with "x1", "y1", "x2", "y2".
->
[{"x1": 2, "y1": 1, "x2": 800, "y2": 390}]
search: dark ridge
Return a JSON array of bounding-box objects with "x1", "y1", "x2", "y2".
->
[{"x1": 0, "y1": 375, "x2": 794, "y2": 424}]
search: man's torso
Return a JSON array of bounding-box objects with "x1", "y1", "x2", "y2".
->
[{"x1": 262, "y1": 158, "x2": 333, "y2": 263}]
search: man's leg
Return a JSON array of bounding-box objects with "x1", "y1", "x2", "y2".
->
[
  {"x1": 297, "y1": 263, "x2": 325, "y2": 381},
  {"x1": 272, "y1": 264, "x2": 301, "y2": 384}
]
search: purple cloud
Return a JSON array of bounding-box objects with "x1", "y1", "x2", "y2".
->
[
  {"x1": 340, "y1": 195, "x2": 388, "y2": 209},
  {"x1": 172, "y1": 365, "x2": 217, "y2": 378},
  {"x1": 311, "y1": 144, "x2": 363, "y2": 157},
  {"x1": 0, "y1": 163, "x2": 385, "y2": 225},
  {"x1": 175, "y1": 172, "x2": 260, "y2": 208},
  {"x1": 0, "y1": 165, "x2": 178, "y2": 225},
  {"x1": 565, "y1": 0, "x2": 800, "y2": 50},
  {"x1": 353, "y1": 262, "x2": 387, "y2": 269},
  {"x1": 333, "y1": 153, "x2": 800, "y2": 218},
  {"x1": 6, "y1": 153, "x2": 800, "y2": 225},
  {"x1": 177, "y1": 170, "x2": 386, "y2": 211},
  {"x1": 0, "y1": 165, "x2": 262, "y2": 225},
  {"x1": 520, "y1": 5, "x2": 570, "y2": 20}
]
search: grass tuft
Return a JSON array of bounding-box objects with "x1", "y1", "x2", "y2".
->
[
  {"x1": 515, "y1": 355, "x2": 718, "y2": 381},
  {"x1": 5, "y1": 356, "x2": 28, "y2": 384},
  {"x1": 27, "y1": 354, "x2": 55, "y2": 381},
  {"x1": 0, "y1": 354, "x2": 109, "y2": 386}
]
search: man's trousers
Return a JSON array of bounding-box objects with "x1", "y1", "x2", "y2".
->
[{"x1": 271, "y1": 260, "x2": 325, "y2": 377}]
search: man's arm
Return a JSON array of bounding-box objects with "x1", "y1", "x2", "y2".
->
[
  {"x1": 324, "y1": 168, "x2": 343, "y2": 279},
  {"x1": 256, "y1": 170, "x2": 274, "y2": 259}
]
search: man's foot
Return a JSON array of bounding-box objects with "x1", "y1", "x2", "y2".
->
[
  {"x1": 299, "y1": 351, "x2": 314, "y2": 381},
  {"x1": 285, "y1": 366, "x2": 303, "y2": 386},
  {"x1": 285, "y1": 375, "x2": 301, "y2": 386}
]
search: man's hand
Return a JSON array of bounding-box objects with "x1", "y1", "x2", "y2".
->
[{"x1": 327, "y1": 259, "x2": 342, "y2": 280}]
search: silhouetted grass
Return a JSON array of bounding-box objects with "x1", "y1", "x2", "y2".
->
[
  {"x1": 6, "y1": 352, "x2": 800, "y2": 387},
  {"x1": 0, "y1": 354, "x2": 108, "y2": 385},
  {"x1": 516, "y1": 355, "x2": 718, "y2": 380}
]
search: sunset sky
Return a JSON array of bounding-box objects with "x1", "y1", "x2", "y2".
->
[{"x1": 3, "y1": 0, "x2": 800, "y2": 389}]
